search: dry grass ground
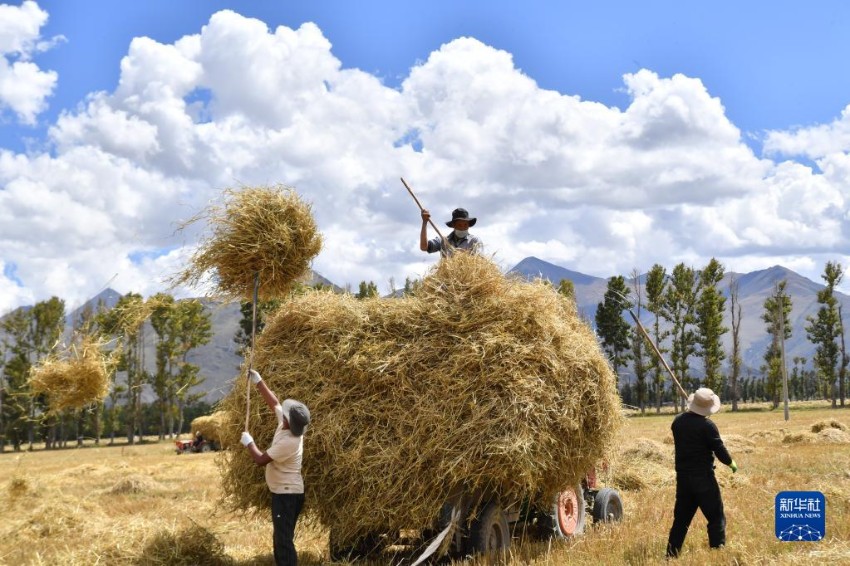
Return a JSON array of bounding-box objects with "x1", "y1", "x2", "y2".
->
[{"x1": 1, "y1": 403, "x2": 848, "y2": 565}]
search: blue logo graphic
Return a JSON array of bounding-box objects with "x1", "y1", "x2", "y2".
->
[{"x1": 775, "y1": 491, "x2": 825, "y2": 542}]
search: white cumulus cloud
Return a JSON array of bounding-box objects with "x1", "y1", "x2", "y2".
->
[
  {"x1": 0, "y1": 0, "x2": 60, "y2": 124},
  {"x1": 1, "y1": 8, "x2": 849, "y2": 313}
]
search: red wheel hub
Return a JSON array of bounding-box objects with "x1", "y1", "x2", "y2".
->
[{"x1": 557, "y1": 489, "x2": 580, "y2": 535}]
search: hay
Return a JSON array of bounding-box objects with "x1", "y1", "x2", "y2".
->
[
  {"x1": 816, "y1": 428, "x2": 850, "y2": 443},
  {"x1": 172, "y1": 185, "x2": 322, "y2": 300},
  {"x1": 105, "y1": 475, "x2": 165, "y2": 495},
  {"x1": 811, "y1": 419, "x2": 848, "y2": 433},
  {"x1": 7, "y1": 477, "x2": 29, "y2": 498},
  {"x1": 723, "y1": 434, "x2": 756, "y2": 454},
  {"x1": 782, "y1": 432, "x2": 816, "y2": 444},
  {"x1": 135, "y1": 525, "x2": 232, "y2": 566},
  {"x1": 620, "y1": 438, "x2": 670, "y2": 464},
  {"x1": 191, "y1": 411, "x2": 227, "y2": 446},
  {"x1": 749, "y1": 429, "x2": 786, "y2": 442},
  {"x1": 608, "y1": 437, "x2": 673, "y2": 491},
  {"x1": 218, "y1": 253, "x2": 622, "y2": 542},
  {"x1": 29, "y1": 335, "x2": 116, "y2": 411}
]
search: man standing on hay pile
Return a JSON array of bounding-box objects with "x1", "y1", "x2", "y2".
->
[
  {"x1": 420, "y1": 207, "x2": 482, "y2": 255},
  {"x1": 241, "y1": 370, "x2": 311, "y2": 566},
  {"x1": 666, "y1": 387, "x2": 738, "y2": 559}
]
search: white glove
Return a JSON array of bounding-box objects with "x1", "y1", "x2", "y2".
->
[
  {"x1": 240, "y1": 432, "x2": 254, "y2": 447},
  {"x1": 248, "y1": 369, "x2": 262, "y2": 385}
]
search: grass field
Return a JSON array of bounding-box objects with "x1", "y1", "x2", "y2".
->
[{"x1": 1, "y1": 403, "x2": 848, "y2": 565}]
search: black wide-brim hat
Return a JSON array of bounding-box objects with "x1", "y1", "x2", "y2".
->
[{"x1": 446, "y1": 207, "x2": 477, "y2": 227}]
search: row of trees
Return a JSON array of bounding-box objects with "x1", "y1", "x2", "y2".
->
[
  {"x1": 595, "y1": 260, "x2": 848, "y2": 412},
  {"x1": 0, "y1": 293, "x2": 212, "y2": 452}
]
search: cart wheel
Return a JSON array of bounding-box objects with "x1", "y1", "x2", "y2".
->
[
  {"x1": 467, "y1": 500, "x2": 510, "y2": 555},
  {"x1": 200, "y1": 443, "x2": 212, "y2": 453},
  {"x1": 540, "y1": 485, "x2": 586, "y2": 538},
  {"x1": 592, "y1": 487, "x2": 623, "y2": 523}
]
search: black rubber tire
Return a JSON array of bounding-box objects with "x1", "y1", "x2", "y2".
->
[
  {"x1": 592, "y1": 487, "x2": 624, "y2": 523},
  {"x1": 467, "y1": 500, "x2": 510, "y2": 555},
  {"x1": 200, "y1": 443, "x2": 211, "y2": 453},
  {"x1": 538, "y1": 485, "x2": 586, "y2": 538}
]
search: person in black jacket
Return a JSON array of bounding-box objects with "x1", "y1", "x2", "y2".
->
[{"x1": 666, "y1": 387, "x2": 738, "y2": 558}]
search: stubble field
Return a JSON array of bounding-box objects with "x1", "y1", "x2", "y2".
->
[{"x1": 1, "y1": 403, "x2": 848, "y2": 565}]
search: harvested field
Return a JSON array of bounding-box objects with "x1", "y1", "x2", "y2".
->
[{"x1": 1, "y1": 406, "x2": 849, "y2": 564}]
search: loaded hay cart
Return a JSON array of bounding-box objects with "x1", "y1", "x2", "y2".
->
[{"x1": 218, "y1": 253, "x2": 625, "y2": 562}]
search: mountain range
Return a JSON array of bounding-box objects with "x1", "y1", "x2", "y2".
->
[{"x1": 5, "y1": 259, "x2": 850, "y2": 402}]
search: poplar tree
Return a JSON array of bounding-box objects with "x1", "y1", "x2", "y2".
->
[
  {"x1": 664, "y1": 263, "x2": 699, "y2": 412},
  {"x1": 235, "y1": 298, "x2": 282, "y2": 355},
  {"x1": 150, "y1": 293, "x2": 177, "y2": 439},
  {"x1": 595, "y1": 276, "x2": 632, "y2": 377},
  {"x1": 806, "y1": 261, "x2": 844, "y2": 407},
  {"x1": 696, "y1": 258, "x2": 727, "y2": 392},
  {"x1": 1, "y1": 308, "x2": 31, "y2": 451},
  {"x1": 645, "y1": 264, "x2": 668, "y2": 413},
  {"x1": 762, "y1": 280, "x2": 792, "y2": 409},
  {"x1": 172, "y1": 300, "x2": 212, "y2": 435},
  {"x1": 356, "y1": 281, "x2": 379, "y2": 299},
  {"x1": 729, "y1": 276, "x2": 743, "y2": 411},
  {"x1": 27, "y1": 297, "x2": 66, "y2": 449},
  {"x1": 630, "y1": 269, "x2": 649, "y2": 413},
  {"x1": 97, "y1": 293, "x2": 146, "y2": 444},
  {"x1": 557, "y1": 279, "x2": 575, "y2": 302}
]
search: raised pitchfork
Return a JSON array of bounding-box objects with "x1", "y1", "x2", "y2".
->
[
  {"x1": 608, "y1": 289, "x2": 690, "y2": 402},
  {"x1": 245, "y1": 272, "x2": 260, "y2": 431},
  {"x1": 399, "y1": 177, "x2": 455, "y2": 254}
]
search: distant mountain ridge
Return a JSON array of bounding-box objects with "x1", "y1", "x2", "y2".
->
[
  {"x1": 510, "y1": 257, "x2": 850, "y2": 378},
  {"x1": 4, "y1": 260, "x2": 849, "y2": 400}
]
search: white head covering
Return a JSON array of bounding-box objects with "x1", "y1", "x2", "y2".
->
[{"x1": 687, "y1": 387, "x2": 721, "y2": 416}]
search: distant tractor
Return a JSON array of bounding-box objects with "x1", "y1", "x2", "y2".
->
[{"x1": 175, "y1": 434, "x2": 221, "y2": 454}]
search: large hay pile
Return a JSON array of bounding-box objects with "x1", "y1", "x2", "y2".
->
[
  {"x1": 218, "y1": 253, "x2": 622, "y2": 541},
  {"x1": 29, "y1": 336, "x2": 115, "y2": 411},
  {"x1": 191, "y1": 412, "x2": 227, "y2": 446},
  {"x1": 173, "y1": 185, "x2": 322, "y2": 300}
]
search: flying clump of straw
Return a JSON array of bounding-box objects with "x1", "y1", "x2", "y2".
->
[
  {"x1": 30, "y1": 336, "x2": 116, "y2": 412},
  {"x1": 218, "y1": 253, "x2": 623, "y2": 543},
  {"x1": 173, "y1": 185, "x2": 322, "y2": 301}
]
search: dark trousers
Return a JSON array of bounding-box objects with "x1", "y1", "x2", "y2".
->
[
  {"x1": 271, "y1": 492, "x2": 305, "y2": 566},
  {"x1": 666, "y1": 470, "x2": 726, "y2": 557}
]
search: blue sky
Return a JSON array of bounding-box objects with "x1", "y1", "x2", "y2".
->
[
  {"x1": 1, "y1": 1, "x2": 849, "y2": 312},
  {"x1": 18, "y1": 1, "x2": 850, "y2": 142}
]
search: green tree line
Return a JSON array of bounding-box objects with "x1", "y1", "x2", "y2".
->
[{"x1": 594, "y1": 260, "x2": 848, "y2": 413}]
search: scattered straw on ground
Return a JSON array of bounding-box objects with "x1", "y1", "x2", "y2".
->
[
  {"x1": 811, "y1": 419, "x2": 848, "y2": 433},
  {"x1": 609, "y1": 436, "x2": 673, "y2": 491},
  {"x1": 749, "y1": 429, "x2": 787, "y2": 442},
  {"x1": 134, "y1": 524, "x2": 233, "y2": 566},
  {"x1": 723, "y1": 434, "x2": 756, "y2": 454},
  {"x1": 816, "y1": 428, "x2": 850, "y2": 443},
  {"x1": 6, "y1": 476, "x2": 29, "y2": 498},
  {"x1": 172, "y1": 185, "x2": 322, "y2": 300},
  {"x1": 104, "y1": 474, "x2": 166, "y2": 495},
  {"x1": 218, "y1": 253, "x2": 622, "y2": 543},
  {"x1": 29, "y1": 335, "x2": 116, "y2": 411}
]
